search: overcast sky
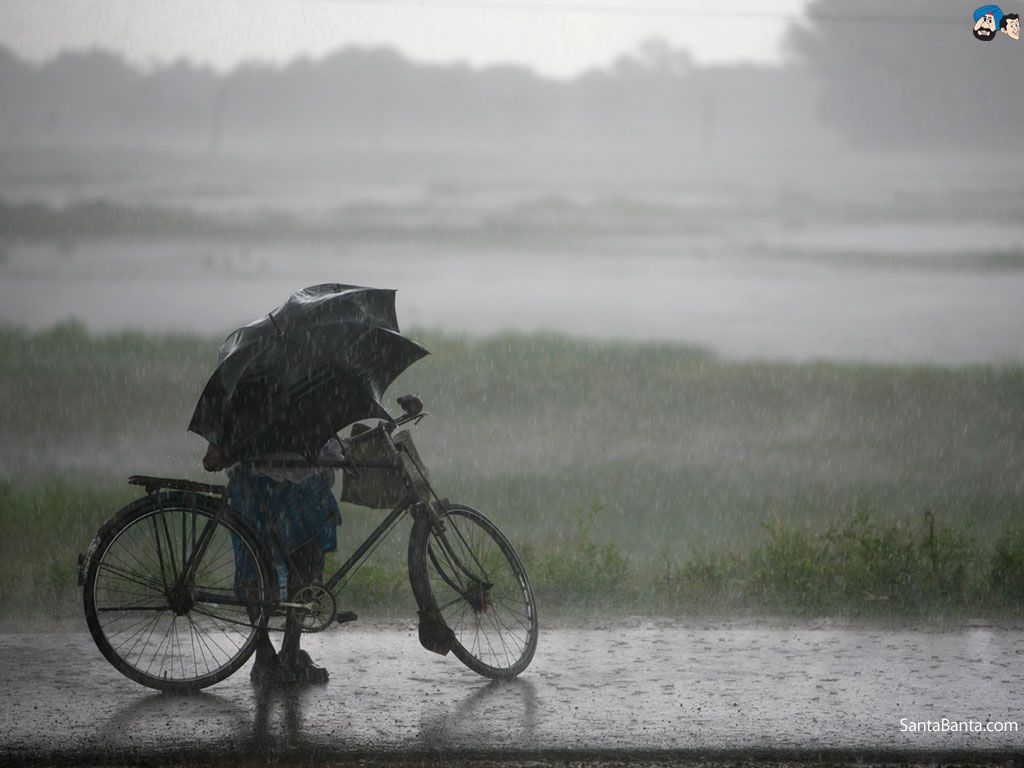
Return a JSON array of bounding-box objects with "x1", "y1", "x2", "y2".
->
[{"x1": 0, "y1": 0, "x2": 810, "y2": 77}]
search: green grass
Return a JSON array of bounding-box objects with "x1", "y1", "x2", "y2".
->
[
  {"x1": 0, "y1": 480, "x2": 137, "y2": 619},
  {"x1": 2, "y1": 323, "x2": 1024, "y2": 620},
  {"x1": 3, "y1": 480, "x2": 1024, "y2": 621},
  {"x1": 517, "y1": 504, "x2": 1024, "y2": 616}
]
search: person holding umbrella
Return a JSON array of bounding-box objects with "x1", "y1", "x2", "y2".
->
[
  {"x1": 192, "y1": 284, "x2": 428, "y2": 686},
  {"x1": 202, "y1": 435, "x2": 343, "y2": 685}
]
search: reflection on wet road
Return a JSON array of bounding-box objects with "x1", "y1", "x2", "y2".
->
[{"x1": 1, "y1": 619, "x2": 1021, "y2": 763}]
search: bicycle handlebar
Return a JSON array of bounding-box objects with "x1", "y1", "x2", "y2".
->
[
  {"x1": 346, "y1": 393, "x2": 426, "y2": 444},
  {"x1": 246, "y1": 394, "x2": 426, "y2": 470}
]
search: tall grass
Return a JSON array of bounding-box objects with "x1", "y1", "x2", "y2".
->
[
  {"x1": 3, "y1": 480, "x2": 1023, "y2": 621},
  {"x1": 0, "y1": 480, "x2": 136, "y2": 619},
  {"x1": 522, "y1": 504, "x2": 1024, "y2": 616},
  {"x1": 2, "y1": 324, "x2": 1024, "y2": 621}
]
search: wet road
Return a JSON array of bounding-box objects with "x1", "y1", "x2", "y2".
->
[{"x1": 1, "y1": 618, "x2": 1022, "y2": 764}]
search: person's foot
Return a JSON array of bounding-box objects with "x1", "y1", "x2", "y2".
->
[
  {"x1": 250, "y1": 651, "x2": 299, "y2": 687},
  {"x1": 284, "y1": 649, "x2": 329, "y2": 684},
  {"x1": 250, "y1": 651, "x2": 279, "y2": 686}
]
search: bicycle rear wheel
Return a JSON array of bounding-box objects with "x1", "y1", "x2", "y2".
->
[
  {"x1": 409, "y1": 503, "x2": 538, "y2": 679},
  {"x1": 83, "y1": 492, "x2": 274, "y2": 692}
]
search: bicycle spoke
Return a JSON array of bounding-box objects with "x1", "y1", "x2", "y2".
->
[
  {"x1": 490, "y1": 593, "x2": 532, "y2": 624},
  {"x1": 98, "y1": 562, "x2": 165, "y2": 592},
  {"x1": 483, "y1": 608, "x2": 513, "y2": 668},
  {"x1": 437, "y1": 593, "x2": 467, "y2": 612},
  {"x1": 108, "y1": 535, "x2": 162, "y2": 587},
  {"x1": 97, "y1": 605, "x2": 167, "y2": 612},
  {"x1": 148, "y1": 615, "x2": 176, "y2": 676},
  {"x1": 190, "y1": 605, "x2": 248, "y2": 651},
  {"x1": 127, "y1": 608, "x2": 168, "y2": 666},
  {"x1": 488, "y1": 603, "x2": 528, "y2": 649},
  {"x1": 110, "y1": 610, "x2": 166, "y2": 651},
  {"x1": 185, "y1": 613, "x2": 204, "y2": 676},
  {"x1": 189, "y1": 614, "x2": 231, "y2": 669},
  {"x1": 186, "y1": 613, "x2": 211, "y2": 676}
]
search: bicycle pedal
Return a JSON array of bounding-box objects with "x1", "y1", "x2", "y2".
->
[{"x1": 335, "y1": 611, "x2": 358, "y2": 625}]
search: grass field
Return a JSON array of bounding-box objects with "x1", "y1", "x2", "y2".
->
[{"x1": 2, "y1": 323, "x2": 1024, "y2": 620}]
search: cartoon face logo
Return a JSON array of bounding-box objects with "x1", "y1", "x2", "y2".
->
[
  {"x1": 1001, "y1": 12, "x2": 1021, "y2": 38},
  {"x1": 973, "y1": 4, "x2": 1004, "y2": 40}
]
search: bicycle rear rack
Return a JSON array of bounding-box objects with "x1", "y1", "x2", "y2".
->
[{"x1": 128, "y1": 475, "x2": 226, "y2": 497}]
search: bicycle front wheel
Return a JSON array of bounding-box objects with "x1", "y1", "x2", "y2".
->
[
  {"x1": 409, "y1": 503, "x2": 538, "y2": 679},
  {"x1": 83, "y1": 492, "x2": 274, "y2": 692}
]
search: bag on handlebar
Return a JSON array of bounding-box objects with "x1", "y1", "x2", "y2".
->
[
  {"x1": 339, "y1": 425, "x2": 407, "y2": 509},
  {"x1": 339, "y1": 425, "x2": 431, "y2": 508}
]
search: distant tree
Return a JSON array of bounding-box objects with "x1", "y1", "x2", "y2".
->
[
  {"x1": 611, "y1": 38, "x2": 695, "y2": 78},
  {"x1": 0, "y1": 40, "x2": 826, "y2": 153},
  {"x1": 787, "y1": 0, "x2": 1023, "y2": 147}
]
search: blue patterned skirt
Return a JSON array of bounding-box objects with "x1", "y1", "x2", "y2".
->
[{"x1": 229, "y1": 470, "x2": 340, "y2": 598}]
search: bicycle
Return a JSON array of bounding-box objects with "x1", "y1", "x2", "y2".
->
[{"x1": 79, "y1": 395, "x2": 538, "y2": 692}]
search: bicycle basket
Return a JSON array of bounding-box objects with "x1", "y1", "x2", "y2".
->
[{"x1": 339, "y1": 427, "x2": 407, "y2": 509}]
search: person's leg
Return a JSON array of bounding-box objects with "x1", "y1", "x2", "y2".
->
[
  {"x1": 279, "y1": 539, "x2": 329, "y2": 683},
  {"x1": 244, "y1": 552, "x2": 278, "y2": 682},
  {"x1": 227, "y1": 471, "x2": 283, "y2": 684},
  {"x1": 245, "y1": 571, "x2": 279, "y2": 683},
  {"x1": 252, "y1": 625, "x2": 276, "y2": 662},
  {"x1": 280, "y1": 539, "x2": 316, "y2": 659}
]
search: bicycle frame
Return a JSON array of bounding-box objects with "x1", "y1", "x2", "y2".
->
[
  {"x1": 125, "y1": 415, "x2": 481, "y2": 619},
  {"x1": 226, "y1": 420, "x2": 449, "y2": 613},
  {"x1": 323, "y1": 494, "x2": 415, "y2": 593},
  {"x1": 273, "y1": 421, "x2": 432, "y2": 604}
]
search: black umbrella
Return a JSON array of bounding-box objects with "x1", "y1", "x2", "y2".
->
[{"x1": 188, "y1": 283, "x2": 427, "y2": 463}]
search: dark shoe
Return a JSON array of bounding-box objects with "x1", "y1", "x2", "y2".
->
[
  {"x1": 287, "y1": 649, "x2": 329, "y2": 684},
  {"x1": 250, "y1": 651, "x2": 279, "y2": 686},
  {"x1": 250, "y1": 652, "x2": 299, "y2": 687}
]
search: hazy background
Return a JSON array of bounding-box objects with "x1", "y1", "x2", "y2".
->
[
  {"x1": 2, "y1": 0, "x2": 1024, "y2": 617},
  {"x1": 3, "y1": 0, "x2": 1023, "y2": 362}
]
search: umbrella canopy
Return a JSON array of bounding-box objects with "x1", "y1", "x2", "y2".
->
[{"x1": 188, "y1": 284, "x2": 427, "y2": 463}]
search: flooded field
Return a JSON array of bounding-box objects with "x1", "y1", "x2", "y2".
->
[
  {"x1": 2, "y1": 149, "x2": 1023, "y2": 364},
  {"x1": 5, "y1": 234, "x2": 1024, "y2": 364}
]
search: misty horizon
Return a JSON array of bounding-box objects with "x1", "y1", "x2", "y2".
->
[
  {"x1": 0, "y1": 36, "x2": 769, "y2": 82},
  {"x1": 2, "y1": 0, "x2": 1022, "y2": 365},
  {"x1": 0, "y1": 0, "x2": 810, "y2": 78}
]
